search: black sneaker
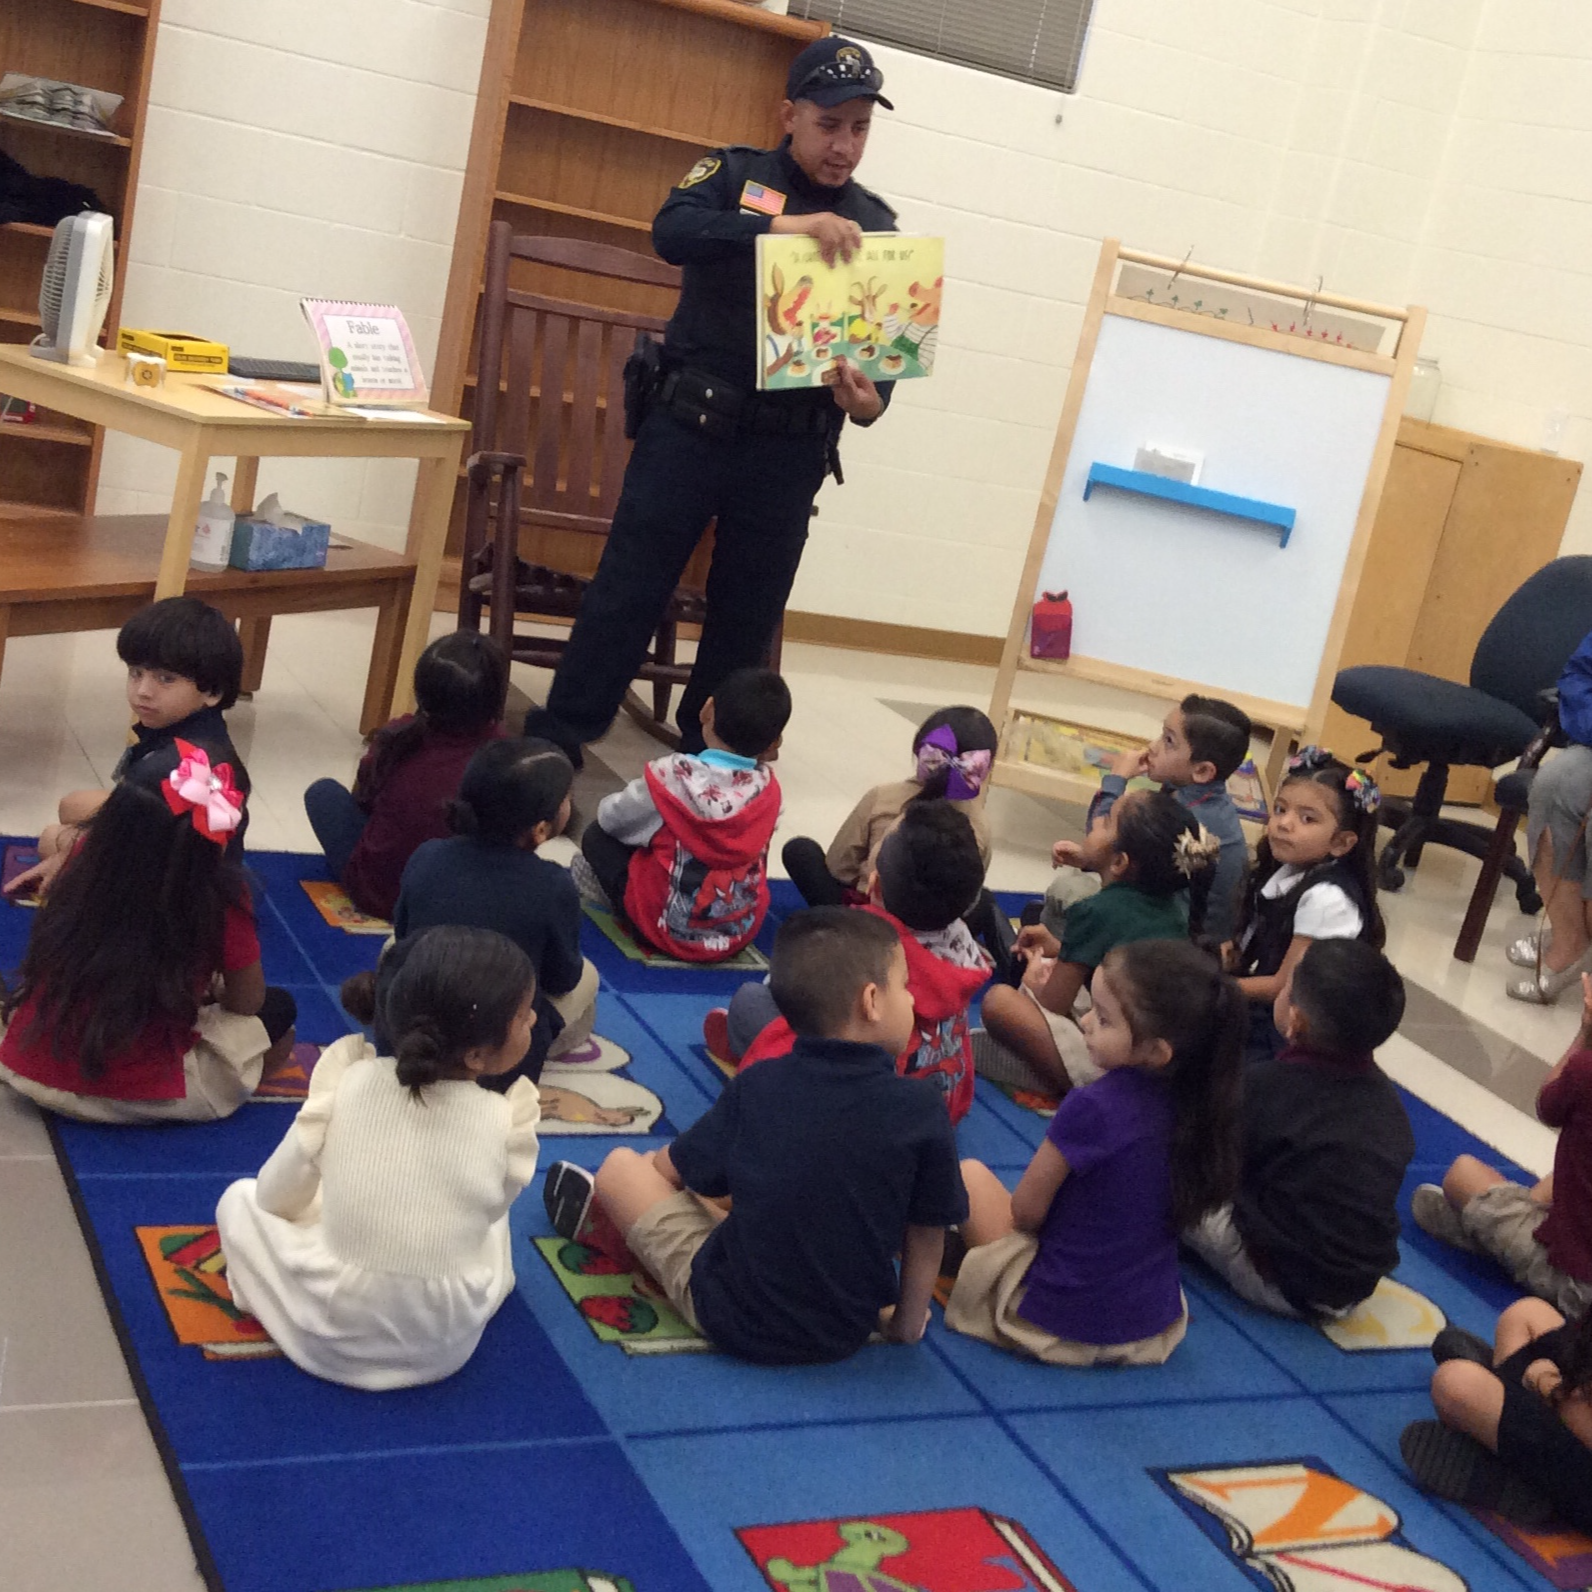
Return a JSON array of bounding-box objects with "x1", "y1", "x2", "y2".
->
[
  {"x1": 1399, "y1": 1420, "x2": 1557, "y2": 1528},
  {"x1": 542, "y1": 1160, "x2": 597, "y2": 1241},
  {"x1": 1430, "y1": 1326, "x2": 1493, "y2": 1367}
]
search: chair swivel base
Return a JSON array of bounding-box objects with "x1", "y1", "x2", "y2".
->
[{"x1": 1375, "y1": 800, "x2": 1541, "y2": 912}]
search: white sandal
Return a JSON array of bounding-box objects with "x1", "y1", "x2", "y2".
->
[
  {"x1": 1506, "y1": 947, "x2": 1592, "y2": 1005},
  {"x1": 1505, "y1": 928, "x2": 1549, "y2": 968}
]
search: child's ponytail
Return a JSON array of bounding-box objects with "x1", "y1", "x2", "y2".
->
[
  {"x1": 1103, "y1": 939, "x2": 1244, "y2": 1231},
  {"x1": 910, "y1": 706, "x2": 997, "y2": 803},
  {"x1": 375, "y1": 925, "x2": 535, "y2": 1099}
]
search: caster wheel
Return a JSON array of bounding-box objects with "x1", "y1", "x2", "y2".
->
[{"x1": 1378, "y1": 863, "x2": 1406, "y2": 893}]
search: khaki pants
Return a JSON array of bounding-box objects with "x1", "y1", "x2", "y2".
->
[{"x1": 546, "y1": 958, "x2": 599, "y2": 1058}]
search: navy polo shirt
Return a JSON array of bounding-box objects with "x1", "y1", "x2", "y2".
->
[
  {"x1": 672, "y1": 1035, "x2": 967, "y2": 1364},
  {"x1": 115, "y1": 704, "x2": 251, "y2": 854}
]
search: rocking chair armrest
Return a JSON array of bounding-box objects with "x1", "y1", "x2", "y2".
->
[{"x1": 465, "y1": 450, "x2": 528, "y2": 484}]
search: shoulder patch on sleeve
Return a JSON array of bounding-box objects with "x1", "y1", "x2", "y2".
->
[{"x1": 676, "y1": 155, "x2": 722, "y2": 190}]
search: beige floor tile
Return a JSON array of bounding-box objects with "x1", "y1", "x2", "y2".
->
[
  {"x1": 0, "y1": 1086, "x2": 51, "y2": 1160},
  {"x1": 0, "y1": 1403, "x2": 206, "y2": 1592},
  {"x1": 0, "y1": 1159, "x2": 134, "y2": 1409}
]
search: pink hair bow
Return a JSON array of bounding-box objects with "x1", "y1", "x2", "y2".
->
[{"x1": 162, "y1": 740, "x2": 244, "y2": 845}]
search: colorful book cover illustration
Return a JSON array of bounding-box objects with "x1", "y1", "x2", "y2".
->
[
  {"x1": 1004, "y1": 710, "x2": 1268, "y2": 821},
  {"x1": 253, "y1": 1040, "x2": 324, "y2": 1100},
  {"x1": 582, "y1": 899, "x2": 768, "y2": 971},
  {"x1": 299, "y1": 298, "x2": 428, "y2": 408},
  {"x1": 301, "y1": 879, "x2": 393, "y2": 935},
  {"x1": 2, "y1": 842, "x2": 40, "y2": 906},
  {"x1": 135, "y1": 1224, "x2": 279, "y2": 1361},
  {"x1": 736, "y1": 1507, "x2": 1076, "y2": 1591},
  {"x1": 755, "y1": 233, "x2": 943, "y2": 391},
  {"x1": 532, "y1": 1237, "x2": 710, "y2": 1355},
  {"x1": 1160, "y1": 1459, "x2": 1466, "y2": 1590}
]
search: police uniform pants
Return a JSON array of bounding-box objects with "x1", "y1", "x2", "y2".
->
[{"x1": 531, "y1": 408, "x2": 829, "y2": 751}]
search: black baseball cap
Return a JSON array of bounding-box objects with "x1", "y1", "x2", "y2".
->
[{"x1": 786, "y1": 37, "x2": 893, "y2": 111}]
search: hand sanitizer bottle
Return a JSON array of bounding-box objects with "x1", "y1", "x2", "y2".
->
[{"x1": 191, "y1": 472, "x2": 235, "y2": 572}]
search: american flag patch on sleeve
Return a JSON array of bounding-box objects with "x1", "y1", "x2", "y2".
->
[{"x1": 739, "y1": 180, "x2": 787, "y2": 217}]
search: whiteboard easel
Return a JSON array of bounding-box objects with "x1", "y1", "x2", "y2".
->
[{"x1": 990, "y1": 239, "x2": 1424, "y2": 804}]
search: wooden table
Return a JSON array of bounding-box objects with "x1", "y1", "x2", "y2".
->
[
  {"x1": 0, "y1": 346, "x2": 468, "y2": 721},
  {"x1": 0, "y1": 514, "x2": 414, "y2": 734}
]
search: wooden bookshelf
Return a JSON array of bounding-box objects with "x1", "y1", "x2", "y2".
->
[
  {"x1": 424, "y1": 0, "x2": 827, "y2": 569},
  {"x1": 0, "y1": 0, "x2": 161, "y2": 518}
]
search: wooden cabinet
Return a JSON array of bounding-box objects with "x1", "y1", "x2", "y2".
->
[
  {"x1": 1323, "y1": 417, "x2": 1583, "y2": 802},
  {"x1": 0, "y1": 0, "x2": 161, "y2": 521},
  {"x1": 426, "y1": 0, "x2": 827, "y2": 579}
]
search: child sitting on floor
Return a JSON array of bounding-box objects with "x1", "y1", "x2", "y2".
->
[
  {"x1": 713, "y1": 801, "x2": 991, "y2": 1122},
  {"x1": 1043, "y1": 695, "x2": 1252, "y2": 947},
  {"x1": 216, "y1": 926, "x2": 541, "y2": 1390},
  {"x1": 977, "y1": 790, "x2": 1218, "y2": 1097},
  {"x1": 1184, "y1": 939, "x2": 1413, "y2": 1319},
  {"x1": 1230, "y1": 746, "x2": 1383, "y2": 1061},
  {"x1": 1402, "y1": 1299, "x2": 1592, "y2": 1534},
  {"x1": 394, "y1": 738, "x2": 594, "y2": 1087},
  {"x1": 542, "y1": 908, "x2": 967, "y2": 1364},
  {"x1": 0, "y1": 770, "x2": 295, "y2": 1123},
  {"x1": 1412, "y1": 971, "x2": 1592, "y2": 1320},
  {"x1": 781, "y1": 705, "x2": 1011, "y2": 972},
  {"x1": 574, "y1": 667, "x2": 790, "y2": 963},
  {"x1": 304, "y1": 629, "x2": 507, "y2": 920},
  {"x1": 947, "y1": 939, "x2": 1243, "y2": 1366},
  {"x1": 7, "y1": 596, "x2": 250, "y2": 897}
]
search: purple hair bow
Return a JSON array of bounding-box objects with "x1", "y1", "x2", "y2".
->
[{"x1": 916, "y1": 725, "x2": 992, "y2": 802}]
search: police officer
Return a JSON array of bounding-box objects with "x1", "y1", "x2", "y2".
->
[{"x1": 523, "y1": 36, "x2": 898, "y2": 762}]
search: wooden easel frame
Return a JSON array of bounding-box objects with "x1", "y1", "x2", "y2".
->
[{"x1": 990, "y1": 238, "x2": 1426, "y2": 805}]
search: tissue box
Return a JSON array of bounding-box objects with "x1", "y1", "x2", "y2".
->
[{"x1": 229, "y1": 510, "x2": 331, "y2": 571}]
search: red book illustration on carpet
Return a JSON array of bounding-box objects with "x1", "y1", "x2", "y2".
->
[
  {"x1": 736, "y1": 1508, "x2": 1076, "y2": 1591},
  {"x1": 135, "y1": 1224, "x2": 279, "y2": 1360},
  {"x1": 532, "y1": 1236, "x2": 709, "y2": 1355}
]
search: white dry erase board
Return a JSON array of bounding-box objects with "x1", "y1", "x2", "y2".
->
[{"x1": 990, "y1": 239, "x2": 1425, "y2": 802}]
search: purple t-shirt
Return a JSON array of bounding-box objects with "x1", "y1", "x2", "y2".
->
[{"x1": 1017, "y1": 1067, "x2": 1181, "y2": 1345}]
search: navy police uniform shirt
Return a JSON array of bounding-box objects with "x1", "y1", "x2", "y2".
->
[
  {"x1": 653, "y1": 139, "x2": 898, "y2": 413},
  {"x1": 670, "y1": 1034, "x2": 968, "y2": 1364}
]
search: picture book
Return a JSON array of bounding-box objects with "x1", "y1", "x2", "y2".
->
[
  {"x1": 299, "y1": 299, "x2": 429, "y2": 409},
  {"x1": 300, "y1": 879, "x2": 392, "y2": 935},
  {"x1": 754, "y1": 233, "x2": 943, "y2": 392}
]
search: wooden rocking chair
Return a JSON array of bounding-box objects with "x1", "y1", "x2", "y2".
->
[{"x1": 458, "y1": 222, "x2": 707, "y2": 741}]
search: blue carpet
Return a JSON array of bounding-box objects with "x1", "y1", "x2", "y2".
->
[{"x1": 8, "y1": 847, "x2": 1567, "y2": 1592}]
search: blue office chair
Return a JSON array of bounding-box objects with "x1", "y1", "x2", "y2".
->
[{"x1": 1332, "y1": 555, "x2": 1592, "y2": 912}]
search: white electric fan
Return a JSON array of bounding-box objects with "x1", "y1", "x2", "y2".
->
[{"x1": 32, "y1": 211, "x2": 114, "y2": 366}]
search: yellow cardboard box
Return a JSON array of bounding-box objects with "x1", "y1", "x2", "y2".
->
[{"x1": 116, "y1": 329, "x2": 229, "y2": 373}]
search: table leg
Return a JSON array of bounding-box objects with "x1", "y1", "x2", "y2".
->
[
  {"x1": 157, "y1": 444, "x2": 212, "y2": 599},
  {"x1": 230, "y1": 457, "x2": 260, "y2": 517},
  {"x1": 0, "y1": 605, "x2": 10, "y2": 688},
  {"x1": 238, "y1": 616, "x2": 272, "y2": 695},
  {"x1": 396, "y1": 439, "x2": 464, "y2": 716},
  {"x1": 362, "y1": 581, "x2": 412, "y2": 735}
]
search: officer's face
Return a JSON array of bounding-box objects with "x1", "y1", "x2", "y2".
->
[{"x1": 782, "y1": 97, "x2": 874, "y2": 188}]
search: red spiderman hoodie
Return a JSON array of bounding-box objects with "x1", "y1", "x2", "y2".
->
[
  {"x1": 622, "y1": 752, "x2": 781, "y2": 962},
  {"x1": 740, "y1": 903, "x2": 991, "y2": 1122}
]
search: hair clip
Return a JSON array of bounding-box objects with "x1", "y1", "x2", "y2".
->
[
  {"x1": 161, "y1": 740, "x2": 244, "y2": 845},
  {"x1": 1173, "y1": 825, "x2": 1221, "y2": 879},
  {"x1": 1285, "y1": 744, "x2": 1336, "y2": 775},
  {"x1": 1343, "y1": 767, "x2": 1381, "y2": 816}
]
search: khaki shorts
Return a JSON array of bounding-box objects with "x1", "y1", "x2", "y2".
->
[
  {"x1": 1463, "y1": 1182, "x2": 1592, "y2": 1319},
  {"x1": 624, "y1": 1188, "x2": 724, "y2": 1331},
  {"x1": 1019, "y1": 983, "x2": 1102, "y2": 1088},
  {"x1": 944, "y1": 1228, "x2": 1188, "y2": 1366}
]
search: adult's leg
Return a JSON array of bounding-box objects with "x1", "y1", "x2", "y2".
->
[
  {"x1": 529, "y1": 412, "x2": 722, "y2": 755},
  {"x1": 781, "y1": 836, "x2": 848, "y2": 907},
  {"x1": 672, "y1": 429, "x2": 827, "y2": 751},
  {"x1": 303, "y1": 778, "x2": 368, "y2": 879}
]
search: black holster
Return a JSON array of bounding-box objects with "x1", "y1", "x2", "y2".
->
[{"x1": 623, "y1": 333, "x2": 664, "y2": 439}]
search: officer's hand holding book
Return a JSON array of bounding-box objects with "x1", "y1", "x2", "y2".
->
[
  {"x1": 829, "y1": 358, "x2": 884, "y2": 422},
  {"x1": 770, "y1": 210, "x2": 863, "y2": 267}
]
